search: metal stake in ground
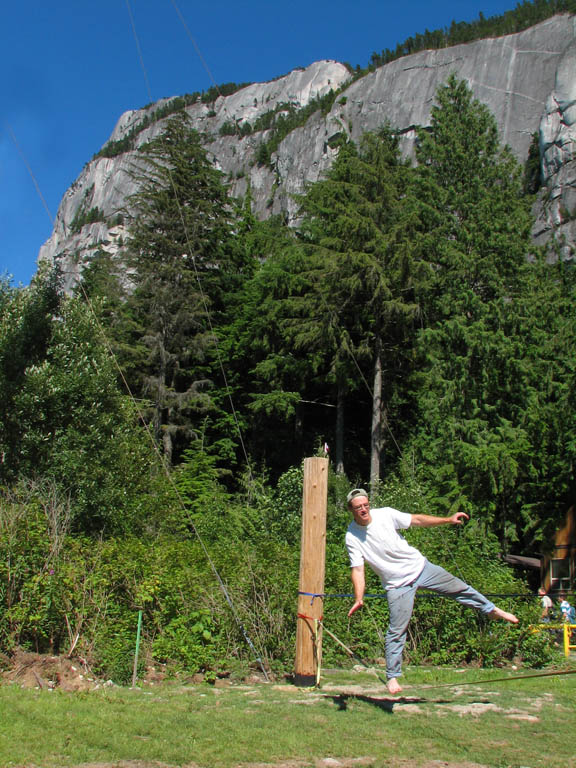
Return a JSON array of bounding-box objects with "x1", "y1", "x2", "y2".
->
[{"x1": 294, "y1": 457, "x2": 328, "y2": 686}]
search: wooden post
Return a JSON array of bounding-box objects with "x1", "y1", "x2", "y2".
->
[{"x1": 294, "y1": 456, "x2": 328, "y2": 686}]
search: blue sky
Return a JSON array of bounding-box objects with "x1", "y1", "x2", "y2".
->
[{"x1": 2, "y1": 0, "x2": 520, "y2": 285}]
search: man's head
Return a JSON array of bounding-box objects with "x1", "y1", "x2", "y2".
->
[{"x1": 347, "y1": 488, "x2": 371, "y2": 526}]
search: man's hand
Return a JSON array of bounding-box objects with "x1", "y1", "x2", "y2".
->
[
  {"x1": 449, "y1": 511, "x2": 469, "y2": 525},
  {"x1": 349, "y1": 566, "x2": 365, "y2": 616},
  {"x1": 348, "y1": 599, "x2": 364, "y2": 617}
]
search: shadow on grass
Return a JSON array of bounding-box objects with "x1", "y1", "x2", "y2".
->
[{"x1": 323, "y1": 693, "x2": 453, "y2": 713}]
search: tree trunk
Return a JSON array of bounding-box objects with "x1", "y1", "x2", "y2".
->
[
  {"x1": 370, "y1": 338, "x2": 383, "y2": 489},
  {"x1": 294, "y1": 403, "x2": 304, "y2": 458},
  {"x1": 162, "y1": 426, "x2": 173, "y2": 466},
  {"x1": 335, "y1": 384, "x2": 345, "y2": 475}
]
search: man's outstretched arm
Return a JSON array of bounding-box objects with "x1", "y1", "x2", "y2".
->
[
  {"x1": 410, "y1": 511, "x2": 469, "y2": 527},
  {"x1": 348, "y1": 565, "x2": 365, "y2": 616}
]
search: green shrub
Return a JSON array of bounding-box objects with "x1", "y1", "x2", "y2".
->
[
  {"x1": 0, "y1": 481, "x2": 71, "y2": 653},
  {"x1": 0, "y1": 467, "x2": 557, "y2": 678},
  {"x1": 153, "y1": 610, "x2": 218, "y2": 673},
  {"x1": 92, "y1": 614, "x2": 142, "y2": 685}
]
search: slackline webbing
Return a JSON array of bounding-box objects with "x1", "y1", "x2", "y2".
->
[
  {"x1": 315, "y1": 619, "x2": 576, "y2": 691},
  {"x1": 298, "y1": 590, "x2": 538, "y2": 603}
]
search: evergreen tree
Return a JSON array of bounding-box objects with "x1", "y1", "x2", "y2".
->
[
  {"x1": 121, "y1": 113, "x2": 241, "y2": 465},
  {"x1": 290, "y1": 129, "x2": 423, "y2": 482},
  {"x1": 234, "y1": 130, "x2": 425, "y2": 482},
  {"x1": 507, "y1": 255, "x2": 576, "y2": 548},
  {"x1": 409, "y1": 75, "x2": 536, "y2": 544},
  {"x1": 226, "y1": 218, "x2": 308, "y2": 475},
  {"x1": 415, "y1": 74, "x2": 531, "y2": 318}
]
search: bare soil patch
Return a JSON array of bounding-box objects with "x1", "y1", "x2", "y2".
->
[
  {"x1": 1, "y1": 649, "x2": 101, "y2": 691},
  {"x1": 0, "y1": 649, "x2": 174, "y2": 691}
]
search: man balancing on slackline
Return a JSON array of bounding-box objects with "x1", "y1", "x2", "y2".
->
[{"x1": 345, "y1": 488, "x2": 518, "y2": 695}]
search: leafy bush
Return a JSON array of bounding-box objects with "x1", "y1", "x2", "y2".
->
[
  {"x1": 0, "y1": 481, "x2": 71, "y2": 653},
  {"x1": 5, "y1": 292, "x2": 171, "y2": 536},
  {"x1": 92, "y1": 615, "x2": 141, "y2": 685},
  {"x1": 153, "y1": 611, "x2": 218, "y2": 674},
  {"x1": 0, "y1": 466, "x2": 558, "y2": 678}
]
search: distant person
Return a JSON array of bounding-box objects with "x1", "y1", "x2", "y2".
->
[
  {"x1": 345, "y1": 488, "x2": 518, "y2": 696},
  {"x1": 560, "y1": 595, "x2": 576, "y2": 623},
  {"x1": 538, "y1": 587, "x2": 554, "y2": 623}
]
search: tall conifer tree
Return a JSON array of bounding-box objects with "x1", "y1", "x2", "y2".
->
[
  {"x1": 283, "y1": 128, "x2": 423, "y2": 481},
  {"x1": 410, "y1": 75, "x2": 535, "y2": 541},
  {"x1": 122, "y1": 113, "x2": 238, "y2": 464}
]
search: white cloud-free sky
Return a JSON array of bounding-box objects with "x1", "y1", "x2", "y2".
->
[{"x1": 2, "y1": 0, "x2": 520, "y2": 285}]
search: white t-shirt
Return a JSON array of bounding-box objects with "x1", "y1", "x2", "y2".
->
[{"x1": 345, "y1": 506, "x2": 426, "y2": 589}]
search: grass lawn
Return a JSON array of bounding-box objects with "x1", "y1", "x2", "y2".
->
[{"x1": 1, "y1": 665, "x2": 575, "y2": 768}]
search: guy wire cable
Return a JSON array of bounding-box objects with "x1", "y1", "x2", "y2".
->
[
  {"x1": 169, "y1": 0, "x2": 223, "y2": 97},
  {"x1": 5, "y1": 124, "x2": 77, "y2": 285},
  {"x1": 124, "y1": 0, "x2": 254, "y2": 478},
  {"x1": 127, "y1": 4, "x2": 560, "y2": 679},
  {"x1": 9, "y1": 145, "x2": 270, "y2": 677},
  {"x1": 6, "y1": 125, "x2": 55, "y2": 229},
  {"x1": 125, "y1": 0, "x2": 152, "y2": 100}
]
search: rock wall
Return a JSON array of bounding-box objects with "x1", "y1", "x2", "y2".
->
[
  {"x1": 535, "y1": 35, "x2": 576, "y2": 254},
  {"x1": 39, "y1": 15, "x2": 576, "y2": 290}
]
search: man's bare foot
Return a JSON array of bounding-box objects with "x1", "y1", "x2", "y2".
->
[
  {"x1": 387, "y1": 678, "x2": 402, "y2": 695},
  {"x1": 489, "y1": 607, "x2": 519, "y2": 623}
]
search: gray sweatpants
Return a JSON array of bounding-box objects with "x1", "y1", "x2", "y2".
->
[{"x1": 385, "y1": 559, "x2": 496, "y2": 680}]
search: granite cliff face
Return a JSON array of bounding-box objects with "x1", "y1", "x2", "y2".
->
[
  {"x1": 535, "y1": 33, "x2": 576, "y2": 252},
  {"x1": 39, "y1": 15, "x2": 576, "y2": 290}
]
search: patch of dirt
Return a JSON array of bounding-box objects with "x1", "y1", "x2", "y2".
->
[
  {"x1": 0, "y1": 650, "x2": 175, "y2": 691},
  {"x1": 443, "y1": 701, "x2": 501, "y2": 717},
  {"x1": 1, "y1": 649, "x2": 104, "y2": 691}
]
